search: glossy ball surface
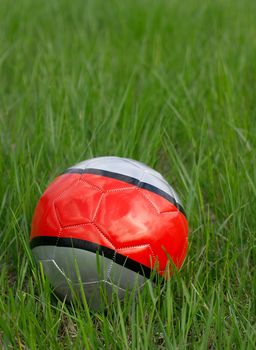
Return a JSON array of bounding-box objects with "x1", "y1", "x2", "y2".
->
[{"x1": 30, "y1": 156, "x2": 188, "y2": 308}]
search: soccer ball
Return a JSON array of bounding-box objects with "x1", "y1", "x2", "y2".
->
[{"x1": 30, "y1": 156, "x2": 188, "y2": 308}]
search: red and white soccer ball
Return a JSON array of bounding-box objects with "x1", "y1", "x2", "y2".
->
[{"x1": 30, "y1": 156, "x2": 188, "y2": 308}]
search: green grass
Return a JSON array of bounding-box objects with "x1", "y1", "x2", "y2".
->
[{"x1": 0, "y1": 0, "x2": 256, "y2": 348}]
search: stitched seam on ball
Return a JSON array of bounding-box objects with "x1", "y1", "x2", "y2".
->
[
  {"x1": 106, "y1": 251, "x2": 116, "y2": 280},
  {"x1": 136, "y1": 188, "x2": 160, "y2": 215},
  {"x1": 73, "y1": 279, "x2": 126, "y2": 292},
  {"x1": 53, "y1": 203, "x2": 62, "y2": 231},
  {"x1": 122, "y1": 158, "x2": 142, "y2": 170},
  {"x1": 116, "y1": 244, "x2": 156, "y2": 262},
  {"x1": 116, "y1": 243, "x2": 150, "y2": 250},
  {"x1": 105, "y1": 187, "x2": 134, "y2": 193},
  {"x1": 92, "y1": 193, "x2": 104, "y2": 221},
  {"x1": 136, "y1": 169, "x2": 160, "y2": 216},
  {"x1": 61, "y1": 222, "x2": 93, "y2": 229},
  {"x1": 93, "y1": 223, "x2": 115, "y2": 249},
  {"x1": 79, "y1": 176, "x2": 104, "y2": 192}
]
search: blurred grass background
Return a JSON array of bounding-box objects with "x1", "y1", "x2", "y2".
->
[{"x1": 0, "y1": 0, "x2": 256, "y2": 348}]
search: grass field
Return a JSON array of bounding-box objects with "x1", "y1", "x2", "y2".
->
[{"x1": 1, "y1": 0, "x2": 256, "y2": 348}]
